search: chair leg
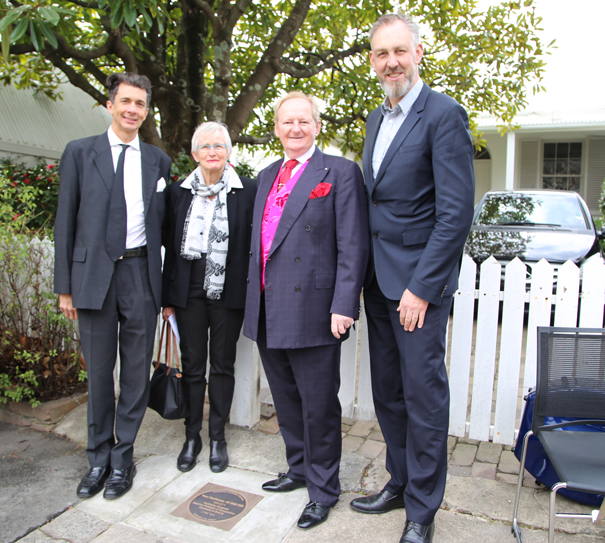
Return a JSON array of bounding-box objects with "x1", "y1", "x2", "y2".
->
[
  {"x1": 549, "y1": 482, "x2": 567, "y2": 543},
  {"x1": 512, "y1": 430, "x2": 533, "y2": 542}
]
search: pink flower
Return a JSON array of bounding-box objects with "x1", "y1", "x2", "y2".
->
[{"x1": 47, "y1": 164, "x2": 54, "y2": 169}]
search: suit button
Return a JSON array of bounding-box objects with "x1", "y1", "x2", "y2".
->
[
  {"x1": 373, "y1": 201, "x2": 379, "y2": 206},
  {"x1": 373, "y1": 232, "x2": 379, "y2": 239},
  {"x1": 295, "y1": 257, "x2": 301, "y2": 263},
  {"x1": 295, "y1": 287, "x2": 301, "y2": 293},
  {"x1": 305, "y1": 225, "x2": 311, "y2": 232},
  {"x1": 249, "y1": 251, "x2": 252, "y2": 256}
]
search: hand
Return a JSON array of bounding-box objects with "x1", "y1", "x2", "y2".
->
[
  {"x1": 59, "y1": 294, "x2": 78, "y2": 320},
  {"x1": 331, "y1": 313, "x2": 354, "y2": 339},
  {"x1": 162, "y1": 307, "x2": 175, "y2": 321},
  {"x1": 397, "y1": 289, "x2": 428, "y2": 332}
]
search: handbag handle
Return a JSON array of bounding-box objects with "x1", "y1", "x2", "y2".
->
[
  {"x1": 155, "y1": 320, "x2": 167, "y2": 366},
  {"x1": 161, "y1": 320, "x2": 182, "y2": 375}
]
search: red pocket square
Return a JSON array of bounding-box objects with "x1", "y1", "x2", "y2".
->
[{"x1": 310, "y1": 182, "x2": 332, "y2": 199}]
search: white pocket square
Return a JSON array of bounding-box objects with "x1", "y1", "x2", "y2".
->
[{"x1": 156, "y1": 177, "x2": 167, "y2": 192}]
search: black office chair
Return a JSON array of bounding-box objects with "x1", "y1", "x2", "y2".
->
[{"x1": 512, "y1": 326, "x2": 605, "y2": 543}]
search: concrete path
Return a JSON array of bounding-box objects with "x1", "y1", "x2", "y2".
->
[{"x1": 3, "y1": 405, "x2": 604, "y2": 543}]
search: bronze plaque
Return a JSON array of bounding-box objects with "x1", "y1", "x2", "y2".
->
[{"x1": 171, "y1": 483, "x2": 263, "y2": 531}]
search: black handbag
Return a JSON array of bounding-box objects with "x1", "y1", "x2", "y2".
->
[{"x1": 148, "y1": 321, "x2": 190, "y2": 419}]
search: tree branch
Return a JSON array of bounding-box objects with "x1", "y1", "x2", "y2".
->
[
  {"x1": 54, "y1": 32, "x2": 113, "y2": 61},
  {"x1": 225, "y1": 0, "x2": 254, "y2": 34},
  {"x1": 320, "y1": 112, "x2": 366, "y2": 125},
  {"x1": 276, "y1": 42, "x2": 369, "y2": 78},
  {"x1": 189, "y1": 0, "x2": 217, "y2": 28},
  {"x1": 234, "y1": 132, "x2": 274, "y2": 145}
]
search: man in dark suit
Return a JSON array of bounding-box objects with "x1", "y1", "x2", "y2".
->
[
  {"x1": 244, "y1": 92, "x2": 369, "y2": 530},
  {"x1": 54, "y1": 73, "x2": 171, "y2": 500},
  {"x1": 349, "y1": 13, "x2": 475, "y2": 543}
]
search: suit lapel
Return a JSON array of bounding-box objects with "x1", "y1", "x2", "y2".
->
[
  {"x1": 372, "y1": 83, "x2": 430, "y2": 192},
  {"x1": 269, "y1": 148, "x2": 327, "y2": 257},
  {"x1": 363, "y1": 109, "x2": 382, "y2": 185},
  {"x1": 140, "y1": 143, "x2": 159, "y2": 215},
  {"x1": 92, "y1": 134, "x2": 114, "y2": 193}
]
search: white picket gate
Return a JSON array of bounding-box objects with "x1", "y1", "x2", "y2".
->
[{"x1": 229, "y1": 255, "x2": 605, "y2": 446}]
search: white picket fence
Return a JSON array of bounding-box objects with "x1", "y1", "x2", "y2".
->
[{"x1": 229, "y1": 255, "x2": 605, "y2": 446}]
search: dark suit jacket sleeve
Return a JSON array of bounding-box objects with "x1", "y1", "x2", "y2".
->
[
  {"x1": 331, "y1": 160, "x2": 369, "y2": 319},
  {"x1": 407, "y1": 102, "x2": 475, "y2": 304},
  {"x1": 53, "y1": 142, "x2": 80, "y2": 295}
]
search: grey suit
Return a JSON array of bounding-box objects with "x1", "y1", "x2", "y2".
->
[{"x1": 54, "y1": 132, "x2": 171, "y2": 469}]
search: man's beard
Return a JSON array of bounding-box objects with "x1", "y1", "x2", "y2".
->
[{"x1": 378, "y1": 65, "x2": 416, "y2": 100}]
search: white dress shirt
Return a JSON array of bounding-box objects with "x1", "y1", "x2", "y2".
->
[
  {"x1": 281, "y1": 144, "x2": 317, "y2": 177},
  {"x1": 107, "y1": 127, "x2": 146, "y2": 249},
  {"x1": 372, "y1": 79, "x2": 424, "y2": 180}
]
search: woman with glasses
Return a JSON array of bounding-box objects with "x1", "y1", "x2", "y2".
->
[{"x1": 162, "y1": 122, "x2": 256, "y2": 473}]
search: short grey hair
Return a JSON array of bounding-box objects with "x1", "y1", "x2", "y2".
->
[
  {"x1": 369, "y1": 12, "x2": 421, "y2": 50},
  {"x1": 274, "y1": 91, "x2": 321, "y2": 124},
  {"x1": 191, "y1": 122, "x2": 232, "y2": 154}
]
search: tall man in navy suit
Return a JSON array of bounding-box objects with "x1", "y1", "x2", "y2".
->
[
  {"x1": 244, "y1": 92, "x2": 369, "y2": 530},
  {"x1": 54, "y1": 73, "x2": 171, "y2": 500},
  {"x1": 349, "y1": 13, "x2": 475, "y2": 543}
]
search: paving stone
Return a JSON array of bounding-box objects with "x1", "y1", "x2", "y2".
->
[
  {"x1": 342, "y1": 435, "x2": 364, "y2": 453},
  {"x1": 368, "y1": 430, "x2": 384, "y2": 442},
  {"x1": 457, "y1": 436, "x2": 480, "y2": 445},
  {"x1": 41, "y1": 508, "x2": 110, "y2": 543},
  {"x1": 447, "y1": 435, "x2": 457, "y2": 455},
  {"x1": 476, "y1": 441, "x2": 503, "y2": 464},
  {"x1": 523, "y1": 472, "x2": 542, "y2": 489},
  {"x1": 449, "y1": 443, "x2": 477, "y2": 466},
  {"x1": 341, "y1": 417, "x2": 355, "y2": 426},
  {"x1": 16, "y1": 530, "x2": 69, "y2": 542},
  {"x1": 471, "y1": 461, "x2": 496, "y2": 480},
  {"x1": 448, "y1": 465, "x2": 471, "y2": 477},
  {"x1": 358, "y1": 439, "x2": 385, "y2": 460},
  {"x1": 348, "y1": 420, "x2": 375, "y2": 438},
  {"x1": 361, "y1": 458, "x2": 390, "y2": 494},
  {"x1": 254, "y1": 415, "x2": 280, "y2": 435},
  {"x1": 496, "y1": 472, "x2": 518, "y2": 485},
  {"x1": 498, "y1": 450, "x2": 520, "y2": 475},
  {"x1": 89, "y1": 523, "x2": 173, "y2": 543},
  {"x1": 341, "y1": 423, "x2": 352, "y2": 433}
]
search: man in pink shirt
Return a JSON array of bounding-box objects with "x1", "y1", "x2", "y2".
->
[{"x1": 244, "y1": 92, "x2": 369, "y2": 530}]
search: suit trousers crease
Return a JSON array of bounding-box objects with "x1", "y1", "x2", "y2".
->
[
  {"x1": 175, "y1": 256, "x2": 245, "y2": 441},
  {"x1": 257, "y1": 297, "x2": 342, "y2": 507},
  {"x1": 364, "y1": 277, "x2": 451, "y2": 525},
  {"x1": 78, "y1": 256, "x2": 158, "y2": 470}
]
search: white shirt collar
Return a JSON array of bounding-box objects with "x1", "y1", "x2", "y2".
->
[
  {"x1": 107, "y1": 126, "x2": 141, "y2": 151},
  {"x1": 380, "y1": 79, "x2": 424, "y2": 117},
  {"x1": 284, "y1": 144, "x2": 316, "y2": 166}
]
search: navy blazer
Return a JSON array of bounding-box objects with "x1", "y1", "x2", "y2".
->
[
  {"x1": 243, "y1": 148, "x2": 369, "y2": 350},
  {"x1": 53, "y1": 133, "x2": 172, "y2": 312},
  {"x1": 162, "y1": 175, "x2": 257, "y2": 310},
  {"x1": 363, "y1": 83, "x2": 475, "y2": 306}
]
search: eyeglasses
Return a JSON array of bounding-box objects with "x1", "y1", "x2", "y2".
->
[{"x1": 196, "y1": 144, "x2": 228, "y2": 153}]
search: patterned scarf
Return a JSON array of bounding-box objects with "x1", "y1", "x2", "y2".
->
[{"x1": 181, "y1": 164, "x2": 237, "y2": 299}]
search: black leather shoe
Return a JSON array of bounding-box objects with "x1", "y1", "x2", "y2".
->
[
  {"x1": 77, "y1": 466, "x2": 109, "y2": 498},
  {"x1": 209, "y1": 439, "x2": 229, "y2": 473},
  {"x1": 297, "y1": 501, "x2": 332, "y2": 529},
  {"x1": 399, "y1": 520, "x2": 435, "y2": 543},
  {"x1": 177, "y1": 435, "x2": 202, "y2": 472},
  {"x1": 350, "y1": 488, "x2": 405, "y2": 514},
  {"x1": 103, "y1": 464, "x2": 137, "y2": 500},
  {"x1": 262, "y1": 472, "x2": 306, "y2": 492}
]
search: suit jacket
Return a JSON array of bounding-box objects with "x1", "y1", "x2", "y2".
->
[
  {"x1": 363, "y1": 83, "x2": 475, "y2": 306},
  {"x1": 162, "y1": 175, "x2": 257, "y2": 310},
  {"x1": 53, "y1": 132, "x2": 172, "y2": 313},
  {"x1": 243, "y1": 147, "x2": 369, "y2": 349}
]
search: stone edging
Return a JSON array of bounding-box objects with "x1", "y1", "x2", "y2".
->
[{"x1": 0, "y1": 393, "x2": 87, "y2": 431}]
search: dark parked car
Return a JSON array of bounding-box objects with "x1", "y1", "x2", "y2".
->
[{"x1": 464, "y1": 190, "x2": 604, "y2": 290}]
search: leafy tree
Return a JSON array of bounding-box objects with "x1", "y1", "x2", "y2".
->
[{"x1": 0, "y1": 0, "x2": 549, "y2": 158}]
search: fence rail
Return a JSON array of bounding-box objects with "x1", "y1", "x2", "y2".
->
[{"x1": 230, "y1": 255, "x2": 605, "y2": 446}]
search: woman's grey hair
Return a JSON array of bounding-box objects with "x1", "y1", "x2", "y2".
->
[
  {"x1": 369, "y1": 12, "x2": 420, "y2": 49},
  {"x1": 191, "y1": 122, "x2": 232, "y2": 154}
]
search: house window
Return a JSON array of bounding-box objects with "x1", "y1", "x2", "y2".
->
[{"x1": 542, "y1": 142, "x2": 582, "y2": 192}]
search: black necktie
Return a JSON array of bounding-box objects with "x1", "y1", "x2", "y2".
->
[{"x1": 106, "y1": 144, "x2": 129, "y2": 261}]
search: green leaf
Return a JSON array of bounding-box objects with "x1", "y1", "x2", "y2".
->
[
  {"x1": 38, "y1": 21, "x2": 58, "y2": 49},
  {"x1": 1, "y1": 26, "x2": 10, "y2": 58},
  {"x1": 38, "y1": 7, "x2": 61, "y2": 26},
  {"x1": 30, "y1": 20, "x2": 43, "y2": 51},
  {"x1": 9, "y1": 17, "x2": 29, "y2": 43},
  {"x1": 124, "y1": 2, "x2": 137, "y2": 27},
  {"x1": 0, "y1": 6, "x2": 29, "y2": 32}
]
